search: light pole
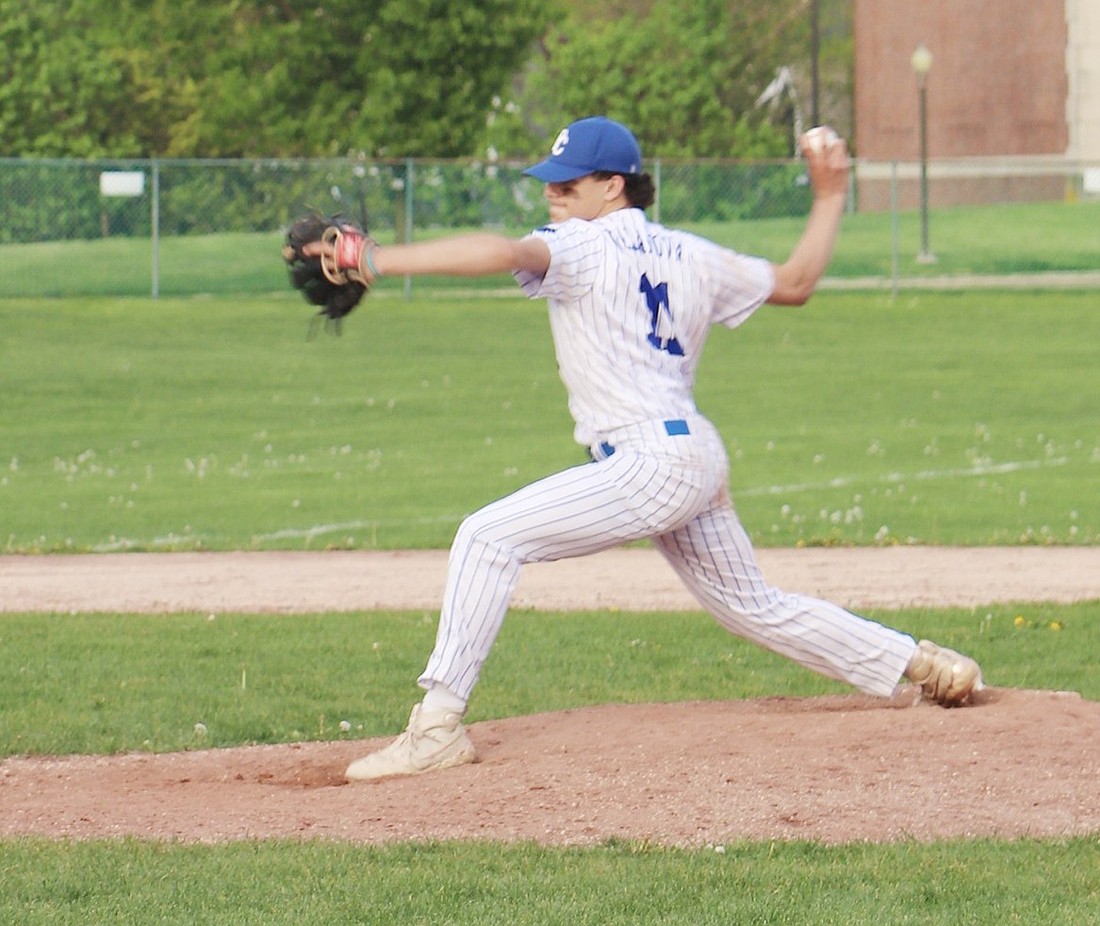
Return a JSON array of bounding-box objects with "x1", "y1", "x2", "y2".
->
[
  {"x1": 910, "y1": 43, "x2": 935, "y2": 263},
  {"x1": 810, "y1": 0, "x2": 820, "y2": 127}
]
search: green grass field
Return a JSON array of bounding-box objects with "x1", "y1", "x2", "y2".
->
[
  {"x1": 2, "y1": 603, "x2": 1097, "y2": 758},
  {"x1": 1, "y1": 199, "x2": 1098, "y2": 298},
  {"x1": 2, "y1": 281, "x2": 1097, "y2": 923},
  {"x1": 694, "y1": 197, "x2": 1100, "y2": 278},
  {"x1": 1, "y1": 602, "x2": 1098, "y2": 923},
  {"x1": 2, "y1": 289, "x2": 1096, "y2": 552},
  {"x1": 3, "y1": 837, "x2": 1098, "y2": 925}
]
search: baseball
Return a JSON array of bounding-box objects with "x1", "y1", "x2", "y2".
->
[{"x1": 803, "y1": 125, "x2": 840, "y2": 154}]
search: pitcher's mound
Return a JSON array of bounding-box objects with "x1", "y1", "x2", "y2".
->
[{"x1": 3, "y1": 687, "x2": 1097, "y2": 846}]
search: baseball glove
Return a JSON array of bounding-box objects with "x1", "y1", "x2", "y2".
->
[{"x1": 282, "y1": 213, "x2": 375, "y2": 332}]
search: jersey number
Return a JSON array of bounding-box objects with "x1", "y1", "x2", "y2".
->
[{"x1": 640, "y1": 273, "x2": 683, "y2": 356}]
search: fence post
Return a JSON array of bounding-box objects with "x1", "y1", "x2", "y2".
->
[
  {"x1": 151, "y1": 159, "x2": 160, "y2": 300},
  {"x1": 404, "y1": 158, "x2": 414, "y2": 300},
  {"x1": 890, "y1": 160, "x2": 899, "y2": 300},
  {"x1": 653, "y1": 158, "x2": 661, "y2": 223}
]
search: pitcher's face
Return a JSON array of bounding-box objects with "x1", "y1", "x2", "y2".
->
[{"x1": 543, "y1": 174, "x2": 623, "y2": 222}]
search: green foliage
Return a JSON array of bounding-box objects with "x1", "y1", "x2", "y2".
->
[
  {"x1": 8, "y1": 154, "x2": 1098, "y2": 257},
  {"x1": 2, "y1": 0, "x2": 841, "y2": 161},
  {"x1": 360, "y1": 0, "x2": 551, "y2": 158},
  {"x1": 510, "y1": 0, "x2": 805, "y2": 158},
  {"x1": 0, "y1": 0, "x2": 188, "y2": 158},
  {"x1": 659, "y1": 160, "x2": 814, "y2": 222},
  {"x1": 0, "y1": 0, "x2": 551, "y2": 159},
  {"x1": 0, "y1": 159, "x2": 151, "y2": 244},
  {"x1": 164, "y1": 0, "x2": 553, "y2": 159},
  {"x1": 0, "y1": 158, "x2": 547, "y2": 246}
]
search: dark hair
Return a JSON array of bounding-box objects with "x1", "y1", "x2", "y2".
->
[{"x1": 593, "y1": 170, "x2": 656, "y2": 210}]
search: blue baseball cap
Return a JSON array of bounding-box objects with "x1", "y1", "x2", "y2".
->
[{"x1": 524, "y1": 117, "x2": 642, "y2": 182}]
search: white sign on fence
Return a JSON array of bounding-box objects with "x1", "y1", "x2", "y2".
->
[{"x1": 99, "y1": 171, "x2": 145, "y2": 197}]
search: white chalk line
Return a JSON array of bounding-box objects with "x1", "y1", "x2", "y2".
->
[
  {"x1": 736, "y1": 456, "x2": 1068, "y2": 498},
  {"x1": 91, "y1": 457, "x2": 1070, "y2": 552}
]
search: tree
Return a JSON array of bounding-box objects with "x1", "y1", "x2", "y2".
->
[
  {"x1": 487, "y1": 0, "x2": 818, "y2": 159},
  {"x1": 146, "y1": 0, "x2": 555, "y2": 158},
  {"x1": 0, "y1": 0, "x2": 552, "y2": 158},
  {"x1": 0, "y1": 1, "x2": 184, "y2": 157},
  {"x1": 1, "y1": 0, "x2": 847, "y2": 160},
  {"x1": 353, "y1": 0, "x2": 552, "y2": 157}
]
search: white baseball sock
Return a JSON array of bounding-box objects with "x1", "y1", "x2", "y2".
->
[{"x1": 422, "y1": 683, "x2": 467, "y2": 715}]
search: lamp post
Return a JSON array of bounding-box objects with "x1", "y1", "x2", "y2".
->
[
  {"x1": 810, "y1": 0, "x2": 820, "y2": 126},
  {"x1": 910, "y1": 43, "x2": 935, "y2": 263}
]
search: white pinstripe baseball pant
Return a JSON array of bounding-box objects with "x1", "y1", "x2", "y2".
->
[{"x1": 419, "y1": 415, "x2": 917, "y2": 703}]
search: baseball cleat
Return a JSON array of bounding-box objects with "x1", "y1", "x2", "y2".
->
[
  {"x1": 345, "y1": 704, "x2": 476, "y2": 782},
  {"x1": 904, "y1": 639, "x2": 984, "y2": 707}
]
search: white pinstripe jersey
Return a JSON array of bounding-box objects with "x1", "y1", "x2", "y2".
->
[{"x1": 515, "y1": 207, "x2": 775, "y2": 447}]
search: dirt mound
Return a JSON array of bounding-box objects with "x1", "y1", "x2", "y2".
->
[
  {"x1": 1, "y1": 548, "x2": 1097, "y2": 846},
  {"x1": 2, "y1": 687, "x2": 1097, "y2": 846}
]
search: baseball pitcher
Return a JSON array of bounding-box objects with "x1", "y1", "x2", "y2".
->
[{"x1": 292, "y1": 116, "x2": 983, "y2": 782}]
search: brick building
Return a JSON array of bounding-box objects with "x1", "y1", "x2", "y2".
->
[{"x1": 853, "y1": 0, "x2": 1099, "y2": 208}]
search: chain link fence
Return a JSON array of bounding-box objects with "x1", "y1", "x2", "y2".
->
[{"x1": 1, "y1": 156, "x2": 1097, "y2": 298}]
